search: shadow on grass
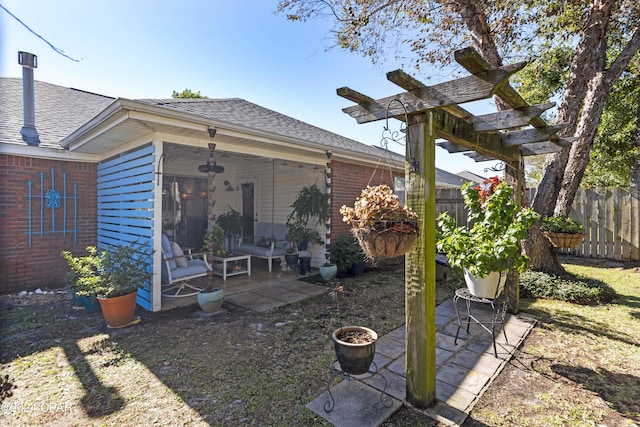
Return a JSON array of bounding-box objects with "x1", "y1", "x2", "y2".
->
[
  {"x1": 64, "y1": 343, "x2": 126, "y2": 417},
  {"x1": 522, "y1": 304, "x2": 640, "y2": 348},
  {"x1": 0, "y1": 300, "x2": 126, "y2": 418},
  {"x1": 551, "y1": 364, "x2": 639, "y2": 423}
]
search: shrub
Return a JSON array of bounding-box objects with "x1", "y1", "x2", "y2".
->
[{"x1": 520, "y1": 270, "x2": 617, "y2": 305}]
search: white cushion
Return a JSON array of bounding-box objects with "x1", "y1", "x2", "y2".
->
[{"x1": 171, "y1": 242, "x2": 188, "y2": 268}]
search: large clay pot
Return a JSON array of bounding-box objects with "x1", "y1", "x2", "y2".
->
[
  {"x1": 197, "y1": 288, "x2": 224, "y2": 313},
  {"x1": 332, "y1": 326, "x2": 378, "y2": 375},
  {"x1": 98, "y1": 291, "x2": 138, "y2": 327},
  {"x1": 463, "y1": 269, "x2": 507, "y2": 299}
]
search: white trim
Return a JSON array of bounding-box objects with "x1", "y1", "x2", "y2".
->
[{"x1": 0, "y1": 143, "x2": 99, "y2": 162}]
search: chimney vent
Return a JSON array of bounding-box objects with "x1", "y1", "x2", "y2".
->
[{"x1": 18, "y1": 51, "x2": 40, "y2": 146}]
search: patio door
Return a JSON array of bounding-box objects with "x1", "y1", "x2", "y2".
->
[{"x1": 240, "y1": 180, "x2": 256, "y2": 241}]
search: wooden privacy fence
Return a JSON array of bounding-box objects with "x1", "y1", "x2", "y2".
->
[{"x1": 435, "y1": 186, "x2": 640, "y2": 262}]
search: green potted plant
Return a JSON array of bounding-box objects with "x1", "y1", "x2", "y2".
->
[
  {"x1": 216, "y1": 207, "x2": 243, "y2": 251},
  {"x1": 330, "y1": 235, "x2": 366, "y2": 276},
  {"x1": 61, "y1": 246, "x2": 102, "y2": 312},
  {"x1": 62, "y1": 242, "x2": 153, "y2": 327},
  {"x1": 340, "y1": 184, "x2": 420, "y2": 258},
  {"x1": 436, "y1": 178, "x2": 539, "y2": 298},
  {"x1": 540, "y1": 215, "x2": 586, "y2": 248},
  {"x1": 284, "y1": 246, "x2": 299, "y2": 268},
  {"x1": 199, "y1": 225, "x2": 226, "y2": 312},
  {"x1": 285, "y1": 221, "x2": 323, "y2": 251},
  {"x1": 286, "y1": 184, "x2": 329, "y2": 251}
]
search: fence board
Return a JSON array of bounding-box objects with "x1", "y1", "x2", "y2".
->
[{"x1": 435, "y1": 186, "x2": 639, "y2": 261}]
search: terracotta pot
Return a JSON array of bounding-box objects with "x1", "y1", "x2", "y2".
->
[
  {"x1": 98, "y1": 291, "x2": 138, "y2": 327},
  {"x1": 197, "y1": 288, "x2": 224, "y2": 312},
  {"x1": 332, "y1": 326, "x2": 378, "y2": 375}
]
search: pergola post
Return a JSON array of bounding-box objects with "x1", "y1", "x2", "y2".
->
[
  {"x1": 337, "y1": 47, "x2": 571, "y2": 408},
  {"x1": 405, "y1": 112, "x2": 437, "y2": 407}
]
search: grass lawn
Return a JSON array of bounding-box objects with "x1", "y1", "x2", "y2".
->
[{"x1": 1, "y1": 257, "x2": 638, "y2": 426}]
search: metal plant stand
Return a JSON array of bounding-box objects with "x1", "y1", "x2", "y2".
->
[
  {"x1": 324, "y1": 361, "x2": 393, "y2": 412},
  {"x1": 453, "y1": 288, "x2": 508, "y2": 357}
]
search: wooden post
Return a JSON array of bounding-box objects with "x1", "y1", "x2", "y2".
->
[
  {"x1": 504, "y1": 156, "x2": 524, "y2": 312},
  {"x1": 405, "y1": 112, "x2": 437, "y2": 407}
]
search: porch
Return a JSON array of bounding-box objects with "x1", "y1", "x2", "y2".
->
[{"x1": 160, "y1": 258, "x2": 329, "y2": 312}]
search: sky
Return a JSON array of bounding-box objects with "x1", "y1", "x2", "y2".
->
[{"x1": 1, "y1": 0, "x2": 499, "y2": 177}]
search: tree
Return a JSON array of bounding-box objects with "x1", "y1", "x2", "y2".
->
[
  {"x1": 171, "y1": 89, "x2": 207, "y2": 99},
  {"x1": 278, "y1": 0, "x2": 640, "y2": 274}
]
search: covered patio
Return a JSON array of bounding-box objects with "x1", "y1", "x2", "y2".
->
[{"x1": 160, "y1": 260, "x2": 329, "y2": 312}]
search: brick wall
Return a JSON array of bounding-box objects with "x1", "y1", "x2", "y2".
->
[
  {"x1": 0, "y1": 154, "x2": 97, "y2": 294},
  {"x1": 330, "y1": 160, "x2": 401, "y2": 240}
]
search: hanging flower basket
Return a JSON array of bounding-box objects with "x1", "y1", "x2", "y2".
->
[
  {"x1": 341, "y1": 185, "x2": 419, "y2": 258},
  {"x1": 543, "y1": 231, "x2": 586, "y2": 248},
  {"x1": 351, "y1": 220, "x2": 419, "y2": 257}
]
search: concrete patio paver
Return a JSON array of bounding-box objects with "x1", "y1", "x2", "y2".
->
[{"x1": 306, "y1": 293, "x2": 537, "y2": 426}]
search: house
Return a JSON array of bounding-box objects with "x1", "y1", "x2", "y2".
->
[{"x1": 1, "y1": 68, "x2": 468, "y2": 311}]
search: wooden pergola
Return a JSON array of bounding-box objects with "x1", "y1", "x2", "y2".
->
[{"x1": 337, "y1": 47, "x2": 571, "y2": 408}]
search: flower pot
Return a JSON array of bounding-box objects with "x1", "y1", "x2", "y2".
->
[
  {"x1": 71, "y1": 291, "x2": 83, "y2": 307},
  {"x1": 543, "y1": 231, "x2": 585, "y2": 248},
  {"x1": 463, "y1": 269, "x2": 507, "y2": 299},
  {"x1": 80, "y1": 294, "x2": 101, "y2": 312},
  {"x1": 347, "y1": 260, "x2": 366, "y2": 276},
  {"x1": 299, "y1": 256, "x2": 311, "y2": 275},
  {"x1": 332, "y1": 326, "x2": 378, "y2": 375},
  {"x1": 319, "y1": 264, "x2": 338, "y2": 281},
  {"x1": 284, "y1": 253, "x2": 299, "y2": 268},
  {"x1": 97, "y1": 290, "x2": 138, "y2": 327},
  {"x1": 197, "y1": 288, "x2": 224, "y2": 313}
]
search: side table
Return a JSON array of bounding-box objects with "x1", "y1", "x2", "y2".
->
[{"x1": 453, "y1": 288, "x2": 508, "y2": 357}]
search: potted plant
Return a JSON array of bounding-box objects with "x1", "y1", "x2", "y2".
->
[
  {"x1": 216, "y1": 207, "x2": 243, "y2": 252},
  {"x1": 319, "y1": 256, "x2": 338, "y2": 281},
  {"x1": 330, "y1": 235, "x2": 366, "y2": 276},
  {"x1": 540, "y1": 215, "x2": 586, "y2": 248},
  {"x1": 61, "y1": 246, "x2": 102, "y2": 312},
  {"x1": 286, "y1": 184, "x2": 329, "y2": 251},
  {"x1": 328, "y1": 284, "x2": 377, "y2": 376},
  {"x1": 285, "y1": 222, "x2": 323, "y2": 251},
  {"x1": 198, "y1": 226, "x2": 226, "y2": 312},
  {"x1": 62, "y1": 242, "x2": 153, "y2": 327},
  {"x1": 340, "y1": 184, "x2": 420, "y2": 258},
  {"x1": 436, "y1": 178, "x2": 539, "y2": 298},
  {"x1": 284, "y1": 246, "x2": 299, "y2": 268}
]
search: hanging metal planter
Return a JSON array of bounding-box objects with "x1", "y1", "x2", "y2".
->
[
  {"x1": 341, "y1": 185, "x2": 420, "y2": 258},
  {"x1": 543, "y1": 231, "x2": 586, "y2": 248},
  {"x1": 351, "y1": 219, "x2": 419, "y2": 258}
]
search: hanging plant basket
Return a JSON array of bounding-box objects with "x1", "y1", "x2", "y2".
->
[
  {"x1": 351, "y1": 220, "x2": 419, "y2": 258},
  {"x1": 544, "y1": 231, "x2": 586, "y2": 248},
  {"x1": 341, "y1": 185, "x2": 420, "y2": 259}
]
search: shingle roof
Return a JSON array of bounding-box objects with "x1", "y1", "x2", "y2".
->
[
  {"x1": 0, "y1": 77, "x2": 114, "y2": 148},
  {"x1": 135, "y1": 97, "x2": 390, "y2": 159}
]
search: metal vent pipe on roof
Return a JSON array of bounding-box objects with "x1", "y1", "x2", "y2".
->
[{"x1": 18, "y1": 51, "x2": 40, "y2": 146}]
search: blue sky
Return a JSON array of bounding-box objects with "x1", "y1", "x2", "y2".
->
[{"x1": 1, "y1": 0, "x2": 498, "y2": 177}]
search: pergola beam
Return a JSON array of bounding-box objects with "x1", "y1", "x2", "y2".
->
[
  {"x1": 433, "y1": 109, "x2": 521, "y2": 161},
  {"x1": 339, "y1": 62, "x2": 527, "y2": 124},
  {"x1": 472, "y1": 102, "x2": 556, "y2": 132},
  {"x1": 500, "y1": 123, "x2": 567, "y2": 146}
]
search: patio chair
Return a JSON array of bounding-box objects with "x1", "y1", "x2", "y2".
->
[{"x1": 161, "y1": 234, "x2": 209, "y2": 297}]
